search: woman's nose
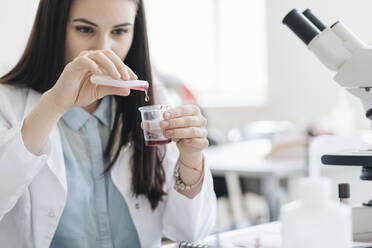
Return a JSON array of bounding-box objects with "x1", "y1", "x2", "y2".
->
[{"x1": 93, "y1": 35, "x2": 113, "y2": 51}]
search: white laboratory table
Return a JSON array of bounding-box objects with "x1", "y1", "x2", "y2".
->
[
  {"x1": 162, "y1": 222, "x2": 371, "y2": 247},
  {"x1": 204, "y1": 140, "x2": 306, "y2": 221},
  {"x1": 205, "y1": 140, "x2": 305, "y2": 177}
]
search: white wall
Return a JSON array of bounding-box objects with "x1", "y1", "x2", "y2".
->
[
  {"x1": 0, "y1": 0, "x2": 39, "y2": 75},
  {"x1": 205, "y1": 0, "x2": 372, "y2": 138}
]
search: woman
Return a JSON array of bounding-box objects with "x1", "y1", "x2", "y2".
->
[{"x1": 0, "y1": 0, "x2": 216, "y2": 247}]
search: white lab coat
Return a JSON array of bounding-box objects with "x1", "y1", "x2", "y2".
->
[{"x1": 0, "y1": 84, "x2": 216, "y2": 248}]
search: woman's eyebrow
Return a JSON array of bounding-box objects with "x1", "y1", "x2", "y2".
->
[
  {"x1": 72, "y1": 18, "x2": 98, "y2": 27},
  {"x1": 113, "y1": 23, "x2": 133, "y2": 28}
]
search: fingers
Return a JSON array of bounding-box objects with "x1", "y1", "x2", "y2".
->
[
  {"x1": 75, "y1": 50, "x2": 137, "y2": 81},
  {"x1": 139, "y1": 104, "x2": 209, "y2": 151},
  {"x1": 94, "y1": 85, "x2": 131, "y2": 99},
  {"x1": 159, "y1": 105, "x2": 208, "y2": 139},
  {"x1": 141, "y1": 119, "x2": 208, "y2": 140},
  {"x1": 72, "y1": 56, "x2": 103, "y2": 75},
  {"x1": 181, "y1": 138, "x2": 209, "y2": 149},
  {"x1": 161, "y1": 115, "x2": 207, "y2": 129},
  {"x1": 102, "y1": 50, "x2": 138, "y2": 80},
  {"x1": 125, "y1": 65, "x2": 138, "y2": 80},
  {"x1": 164, "y1": 105, "x2": 201, "y2": 120},
  {"x1": 164, "y1": 127, "x2": 208, "y2": 139},
  {"x1": 102, "y1": 50, "x2": 129, "y2": 80},
  {"x1": 88, "y1": 51, "x2": 121, "y2": 79}
]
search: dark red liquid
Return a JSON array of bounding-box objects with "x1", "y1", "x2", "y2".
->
[
  {"x1": 145, "y1": 139, "x2": 171, "y2": 146},
  {"x1": 132, "y1": 86, "x2": 150, "y2": 102}
]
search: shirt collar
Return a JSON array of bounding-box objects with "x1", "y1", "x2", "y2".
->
[{"x1": 61, "y1": 96, "x2": 112, "y2": 131}]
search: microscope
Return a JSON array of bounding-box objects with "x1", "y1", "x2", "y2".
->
[{"x1": 283, "y1": 9, "x2": 372, "y2": 242}]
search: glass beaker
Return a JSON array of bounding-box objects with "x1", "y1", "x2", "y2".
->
[{"x1": 138, "y1": 105, "x2": 171, "y2": 146}]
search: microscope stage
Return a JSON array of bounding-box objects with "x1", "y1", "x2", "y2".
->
[{"x1": 322, "y1": 149, "x2": 372, "y2": 167}]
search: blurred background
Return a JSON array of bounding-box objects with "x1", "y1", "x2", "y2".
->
[{"x1": 3, "y1": 0, "x2": 372, "y2": 240}]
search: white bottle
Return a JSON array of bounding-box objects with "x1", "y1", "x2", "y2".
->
[{"x1": 281, "y1": 177, "x2": 352, "y2": 248}]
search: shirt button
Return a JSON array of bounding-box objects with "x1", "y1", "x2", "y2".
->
[
  {"x1": 48, "y1": 210, "x2": 56, "y2": 218},
  {"x1": 135, "y1": 203, "x2": 140, "y2": 209}
]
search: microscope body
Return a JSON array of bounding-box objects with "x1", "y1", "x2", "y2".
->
[
  {"x1": 334, "y1": 47, "x2": 372, "y2": 117},
  {"x1": 308, "y1": 21, "x2": 372, "y2": 118},
  {"x1": 284, "y1": 9, "x2": 372, "y2": 118},
  {"x1": 283, "y1": 9, "x2": 372, "y2": 242}
]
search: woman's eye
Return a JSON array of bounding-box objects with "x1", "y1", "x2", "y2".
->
[
  {"x1": 76, "y1": 26, "x2": 94, "y2": 34},
  {"x1": 112, "y1": 29, "x2": 128, "y2": 35}
]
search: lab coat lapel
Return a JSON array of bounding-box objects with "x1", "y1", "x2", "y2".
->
[
  {"x1": 109, "y1": 98, "x2": 133, "y2": 197},
  {"x1": 24, "y1": 89, "x2": 67, "y2": 194},
  {"x1": 110, "y1": 99, "x2": 130, "y2": 192}
]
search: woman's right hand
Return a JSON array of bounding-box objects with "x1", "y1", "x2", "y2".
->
[{"x1": 45, "y1": 49, "x2": 137, "y2": 115}]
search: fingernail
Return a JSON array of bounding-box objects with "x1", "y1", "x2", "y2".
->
[
  {"x1": 164, "y1": 112, "x2": 171, "y2": 119},
  {"x1": 185, "y1": 139, "x2": 191, "y2": 144},
  {"x1": 161, "y1": 121, "x2": 169, "y2": 128},
  {"x1": 166, "y1": 130, "x2": 174, "y2": 136}
]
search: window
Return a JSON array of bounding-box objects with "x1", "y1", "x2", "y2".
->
[{"x1": 145, "y1": 0, "x2": 268, "y2": 107}]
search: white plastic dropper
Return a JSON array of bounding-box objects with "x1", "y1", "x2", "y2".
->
[
  {"x1": 90, "y1": 75, "x2": 149, "y2": 90},
  {"x1": 90, "y1": 75, "x2": 150, "y2": 101}
]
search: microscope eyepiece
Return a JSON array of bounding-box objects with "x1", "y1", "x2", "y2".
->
[
  {"x1": 303, "y1": 9, "x2": 327, "y2": 31},
  {"x1": 282, "y1": 9, "x2": 321, "y2": 45}
]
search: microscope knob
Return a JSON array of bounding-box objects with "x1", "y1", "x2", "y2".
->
[{"x1": 338, "y1": 183, "x2": 350, "y2": 199}]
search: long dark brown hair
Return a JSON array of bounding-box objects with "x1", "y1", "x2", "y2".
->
[{"x1": 0, "y1": 0, "x2": 166, "y2": 210}]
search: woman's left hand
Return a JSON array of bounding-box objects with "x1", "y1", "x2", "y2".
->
[{"x1": 161, "y1": 105, "x2": 209, "y2": 164}]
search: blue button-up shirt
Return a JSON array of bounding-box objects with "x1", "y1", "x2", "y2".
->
[{"x1": 50, "y1": 96, "x2": 140, "y2": 248}]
